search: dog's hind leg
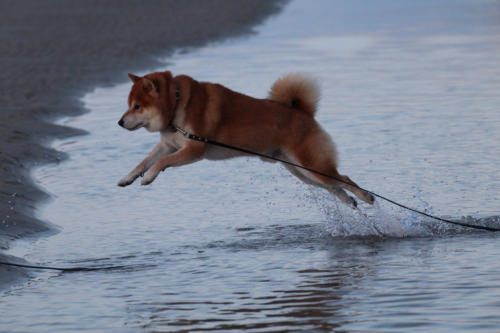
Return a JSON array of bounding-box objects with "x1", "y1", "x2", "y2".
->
[
  {"x1": 283, "y1": 129, "x2": 374, "y2": 206},
  {"x1": 331, "y1": 173, "x2": 374, "y2": 205},
  {"x1": 282, "y1": 155, "x2": 358, "y2": 208},
  {"x1": 330, "y1": 186, "x2": 358, "y2": 207}
]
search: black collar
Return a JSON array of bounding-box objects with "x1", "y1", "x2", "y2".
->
[
  {"x1": 174, "y1": 80, "x2": 181, "y2": 111},
  {"x1": 168, "y1": 80, "x2": 181, "y2": 132}
]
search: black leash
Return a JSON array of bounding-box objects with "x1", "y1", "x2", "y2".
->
[
  {"x1": 0, "y1": 261, "x2": 126, "y2": 272},
  {"x1": 174, "y1": 126, "x2": 500, "y2": 232}
]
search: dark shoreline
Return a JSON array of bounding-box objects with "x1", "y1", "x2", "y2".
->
[{"x1": 0, "y1": 0, "x2": 286, "y2": 288}]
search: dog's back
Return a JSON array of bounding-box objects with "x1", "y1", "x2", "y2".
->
[{"x1": 199, "y1": 74, "x2": 322, "y2": 155}]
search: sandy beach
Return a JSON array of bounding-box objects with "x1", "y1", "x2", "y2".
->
[{"x1": 0, "y1": 0, "x2": 285, "y2": 288}]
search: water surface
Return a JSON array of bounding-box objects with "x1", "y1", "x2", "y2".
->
[{"x1": 2, "y1": 0, "x2": 500, "y2": 331}]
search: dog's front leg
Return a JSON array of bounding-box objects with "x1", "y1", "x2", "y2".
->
[
  {"x1": 118, "y1": 142, "x2": 174, "y2": 187},
  {"x1": 141, "y1": 143, "x2": 205, "y2": 185}
]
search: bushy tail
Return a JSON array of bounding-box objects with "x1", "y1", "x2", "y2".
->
[{"x1": 268, "y1": 73, "x2": 320, "y2": 116}]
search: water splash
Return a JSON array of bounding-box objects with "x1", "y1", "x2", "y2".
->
[{"x1": 305, "y1": 187, "x2": 498, "y2": 238}]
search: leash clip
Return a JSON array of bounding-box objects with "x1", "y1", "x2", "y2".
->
[
  {"x1": 174, "y1": 126, "x2": 209, "y2": 143},
  {"x1": 173, "y1": 125, "x2": 189, "y2": 137}
]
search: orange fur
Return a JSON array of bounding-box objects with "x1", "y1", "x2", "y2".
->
[
  {"x1": 117, "y1": 71, "x2": 374, "y2": 207},
  {"x1": 268, "y1": 73, "x2": 319, "y2": 116}
]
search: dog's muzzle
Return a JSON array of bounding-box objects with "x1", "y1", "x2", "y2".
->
[{"x1": 118, "y1": 118, "x2": 125, "y2": 127}]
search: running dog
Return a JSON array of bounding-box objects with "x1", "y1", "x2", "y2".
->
[{"x1": 117, "y1": 71, "x2": 374, "y2": 207}]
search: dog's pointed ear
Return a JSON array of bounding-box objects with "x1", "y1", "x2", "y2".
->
[
  {"x1": 128, "y1": 73, "x2": 141, "y2": 83},
  {"x1": 143, "y1": 77, "x2": 159, "y2": 97}
]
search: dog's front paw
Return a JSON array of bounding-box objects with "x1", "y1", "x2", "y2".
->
[
  {"x1": 118, "y1": 175, "x2": 136, "y2": 187},
  {"x1": 141, "y1": 169, "x2": 159, "y2": 185}
]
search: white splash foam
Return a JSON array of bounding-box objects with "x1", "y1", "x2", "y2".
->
[{"x1": 304, "y1": 186, "x2": 471, "y2": 238}]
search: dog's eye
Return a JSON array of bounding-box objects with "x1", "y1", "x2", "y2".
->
[{"x1": 133, "y1": 104, "x2": 140, "y2": 110}]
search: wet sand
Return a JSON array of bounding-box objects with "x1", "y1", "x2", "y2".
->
[{"x1": 0, "y1": 0, "x2": 285, "y2": 288}]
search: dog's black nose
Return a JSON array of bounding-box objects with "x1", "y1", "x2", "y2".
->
[{"x1": 118, "y1": 119, "x2": 124, "y2": 127}]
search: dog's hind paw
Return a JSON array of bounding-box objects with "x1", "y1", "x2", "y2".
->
[
  {"x1": 364, "y1": 192, "x2": 375, "y2": 205},
  {"x1": 350, "y1": 196, "x2": 358, "y2": 209}
]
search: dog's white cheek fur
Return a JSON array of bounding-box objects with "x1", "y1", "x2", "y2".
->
[{"x1": 143, "y1": 107, "x2": 164, "y2": 132}]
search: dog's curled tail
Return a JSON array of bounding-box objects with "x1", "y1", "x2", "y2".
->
[{"x1": 268, "y1": 73, "x2": 320, "y2": 116}]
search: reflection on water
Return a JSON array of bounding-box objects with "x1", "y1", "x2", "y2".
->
[
  {"x1": 2, "y1": 0, "x2": 500, "y2": 331},
  {"x1": 138, "y1": 238, "x2": 374, "y2": 332}
]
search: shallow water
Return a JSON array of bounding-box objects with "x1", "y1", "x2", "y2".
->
[{"x1": 2, "y1": 0, "x2": 500, "y2": 331}]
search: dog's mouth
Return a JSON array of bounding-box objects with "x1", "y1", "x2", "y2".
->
[{"x1": 127, "y1": 123, "x2": 144, "y2": 131}]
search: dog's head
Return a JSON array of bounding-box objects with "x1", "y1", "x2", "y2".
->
[{"x1": 118, "y1": 71, "x2": 176, "y2": 132}]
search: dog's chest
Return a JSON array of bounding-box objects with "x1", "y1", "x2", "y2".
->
[{"x1": 160, "y1": 131, "x2": 187, "y2": 149}]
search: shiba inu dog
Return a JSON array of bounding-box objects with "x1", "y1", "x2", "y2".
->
[{"x1": 117, "y1": 71, "x2": 374, "y2": 207}]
